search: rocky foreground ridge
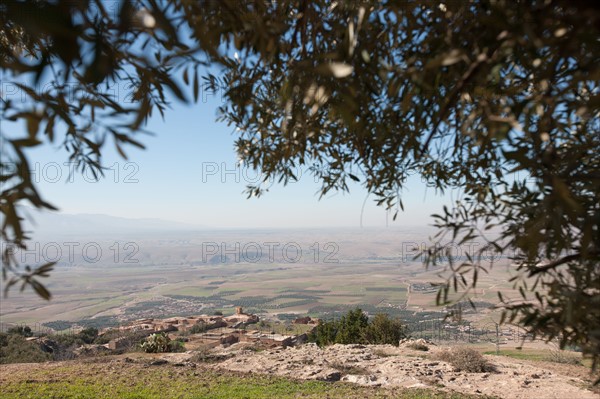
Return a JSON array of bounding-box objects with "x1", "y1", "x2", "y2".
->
[{"x1": 148, "y1": 339, "x2": 598, "y2": 399}]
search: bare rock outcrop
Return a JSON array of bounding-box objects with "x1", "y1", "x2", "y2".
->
[{"x1": 197, "y1": 342, "x2": 598, "y2": 399}]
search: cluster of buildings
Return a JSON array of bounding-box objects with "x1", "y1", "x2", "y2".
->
[
  {"x1": 193, "y1": 314, "x2": 319, "y2": 348},
  {"x1": 106, "y1": 307, "x2": 317, "y2": 350},
  {"x1": 114, "y1": 307, "x2": 259, "y2": 334},
  {"x1": 292, "y1": 316, "x2": 320, "y2": 325},
  {"x1": 194, "y1": 328, "x2": 303, "y2": 348}
]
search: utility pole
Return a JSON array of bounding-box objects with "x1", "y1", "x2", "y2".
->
[{"x1": 495, "y1": 323, "x2": 500, "y2": 355}]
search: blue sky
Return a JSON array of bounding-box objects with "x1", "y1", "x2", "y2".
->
[{"x1": 9, "y1": 81, "x2": 452, "y2": 229}]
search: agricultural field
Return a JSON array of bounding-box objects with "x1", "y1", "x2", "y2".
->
[{"x1": 1, "y1": 228, "x2": 518, "y2": 331}]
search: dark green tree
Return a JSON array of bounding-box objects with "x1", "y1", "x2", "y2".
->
[
  {"x1": 309, "y1": 319, "x2": 338, "y2": 347},
  {"x1": 335, "y1": 307, "x2": 369, "y2": 344},
  {"x1": 309, "y1": 309, "x2": 405, "y2": 346},
  {"x1": 1, "y1": 0, "x2": 598, "y2": 369},
  {"x1": 361, "y1": 313, "x2": 406, "y2": 345}
]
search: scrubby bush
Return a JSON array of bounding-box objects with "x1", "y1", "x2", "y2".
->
[
  {"x1": 7, "y1": 326, "x2": 33, "y2": 337},
  {"x1": 42, "y1": 320, "x2": 74, "y2": 331},
  {"x1": 46, "y1": 327, "x2": 98, "y2": 348},
  {"x1": 373, "y1": 348, "x2": 395, "y2": 358},
  {"x1": 330, "y1": 361, "x2": 369, "y2": 375},
  {"x1": 93, "y1": 329, "x2": 121, "y2": 344},
  {"x1": 189, "y1": 322, "x2": 207, "y2": 334},
  {"x1": 436, "y1": 347, "x2": 496, "y2": 373},
  {"x1": 190, "y1": 346, "x2": 214, "y2": 363},
  {"x1": 258, "y1": 320, "x2": 269, "y2": 328},
  {"x1": 0, "y1": 333, "x2": 50, "y2": 364},
  {"x1": 170, "y1": 337, "x2": 186, "y2": 352},
  {"x1": 78, "y1": 327, "x2": 99, "y2": 344},
  {"x1": 50, "y1": 333, "x2": 83, "y2": 347},
  {"x1": 45, "y1": 334, "x2": 81, "y2": 360},
  {"x1": 406, "y1": 342, "x2": 429, "y2": 351},
  {"x1": 546, "y1": 349, "x2": 582, "y2": 365}
]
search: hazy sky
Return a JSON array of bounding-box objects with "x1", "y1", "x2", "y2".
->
[{"x1": 11, "y1": 81, "x2": 454, "y2": 229}]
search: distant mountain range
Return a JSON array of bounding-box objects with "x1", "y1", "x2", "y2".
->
[{"x1": 17, "y1": 209, "x2": 205, "y2": 238}]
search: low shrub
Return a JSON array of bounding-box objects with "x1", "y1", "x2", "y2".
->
[
  {"x1": 436, "y1": 347, "x2": 496, "y2": 373},
  {"x1": 189, "y1": 323, "x2": 207, "y2": 334},
  {"x1": 170, "y1": 338, "x2": 186, "y2": 352},
  {"x1": 42, "y1": 334, "x2": 82, "y2": 360},
  {"x1": 406, "y1": 342, "x2": 429, "y2": 351},
  {"x1": 330, "y1": 361, "x2": 370, "y2": 375},
  {"x1": 190, "y1": 346, "x2": 214, "y2": 363},
  {"x1": 49, "y1": 333, "x2": 84, "y2": 347},
  {"x1": 46, "y1": 327, "x2": 98, "y2": 348},
  {"x1": 93, "y1": 329, "x2": 122, "y2": 344},
  {"x1": 545, "y1": 349, "x2": 582, "y2": 365},
  {"x1": 373, "y1": 348, "x2": 395, "y2": 358},
  {"x1": 78, "y1": 327, "x2": 99, "y2": 344},
  {"x1": 0, "y1": 333, "x2": 51, "y2": 364},
  {"x1": 240, "y1": 343, "x2": 263, "y2": 352},
  {"x1": 6, "y1": 326, "x2": 34, "y2": 337}
]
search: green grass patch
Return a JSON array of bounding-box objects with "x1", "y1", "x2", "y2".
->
[
  {"x1": 483, "y1": 348, "x2": 590, "y2": 367},
  {"x1": 0, "y1": 362, "x2": 483, "y2": 399},
  {"x1": 483, "y1": 349, "x2": 549, "y2": 361}
]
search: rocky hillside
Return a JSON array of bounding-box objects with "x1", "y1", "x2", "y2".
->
[
  {"x1": 179, "y1": 340, "x2": 598, "y2": 399},
  {"x1": 1, "y1": 340, "x2": 598, "y2": 399}
]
